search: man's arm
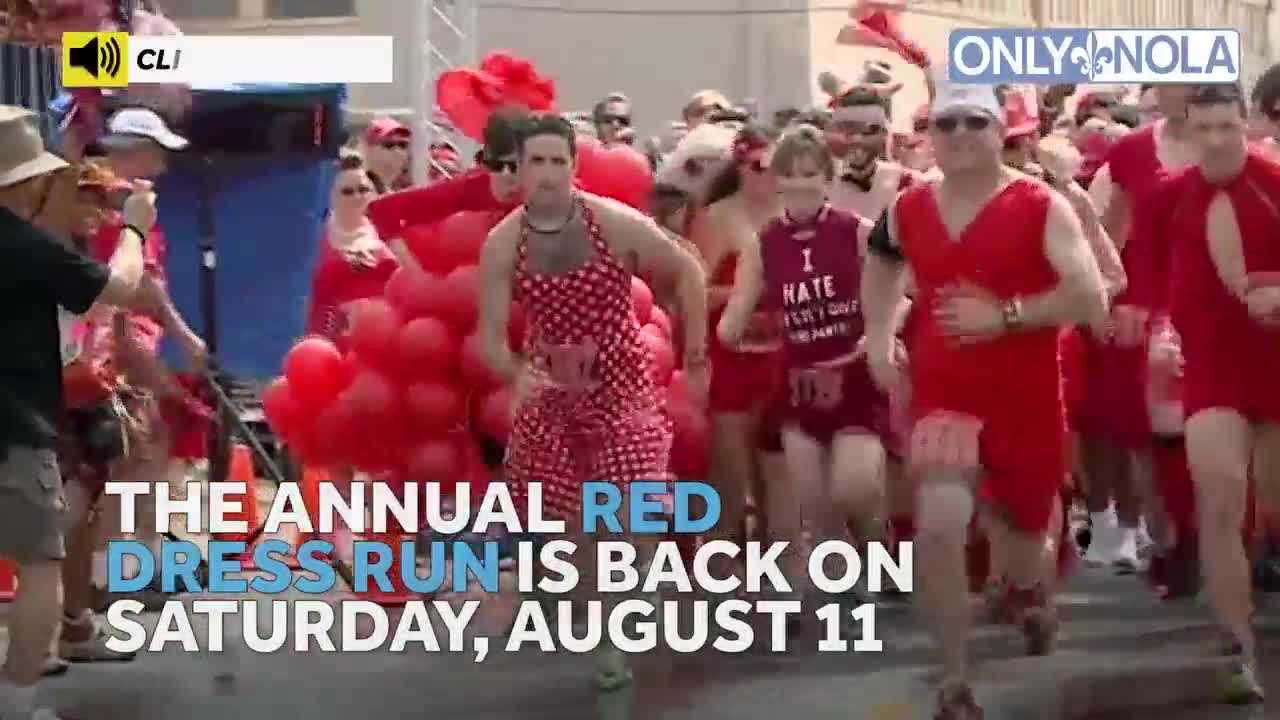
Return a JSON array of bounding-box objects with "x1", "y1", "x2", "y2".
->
[
  {"x1": 366, "y1": 170, "x2": 497, "y2": 242},
  {"x1": 477, "y1": 214, "x2": 522, "y2": 384},
  {"x1": 1064, "y1": 181, "x2": 1126, "y2": 298},
  {"x1": 1019, "y1": 191, "x2": 1108, "y2": 329},
  {"x1": 862, "y1": 207, "x2": 910, "y2": 348},
  {"x1": 715, "y1": 233, "x2": 763, "y2": 346},
  {"x1": 601, "y1": 198, "x2": 708, "y2": 366},
  {"x1": 1099, "y1": 173, "x2": 1131, "y2": 252}
]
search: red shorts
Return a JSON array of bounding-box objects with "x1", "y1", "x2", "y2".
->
[
  {"x1": 782, "y1": 358, "x2": 890, "y2": 445},
  {"x1": 709, "y1": 347, "x2": 783, "y2": 413},
  {"x1": 1078, "y1": 334, "x2": 1151, "y2": 447}
]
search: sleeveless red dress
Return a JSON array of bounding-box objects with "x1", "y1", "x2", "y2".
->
[
  {"x1": 1078, "y1": 126, "x2": 1176, "y2": 447},
  {"x1": 304, "y1": 227, "x2": 399, "y2": 346},
  {"x1": 504, "y1": 197, "x2": 672, "y2": 521},
  {"x1": 759, "y1": 205, "x2": 888, "y2": 442},
  {"x1": 1169, "y1": 151, "x2": 1280, "y2": 424},
  {"x1": 895, "y1": 179, "x2": 1065, "y2": 534},
  {"x1": 707, "y1": 253, "x2": 784, "y2": 414}
]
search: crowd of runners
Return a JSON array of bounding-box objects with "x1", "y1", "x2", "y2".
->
[{"x1": 3, "y1": 33, "x2": 1280, "y2": 720}]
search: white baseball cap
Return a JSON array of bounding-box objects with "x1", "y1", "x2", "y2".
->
[
  {"x1": 99, "y1": 108, "x2": 189, "y2": 151},
  {"x1": 930, "y1": 81, "x2": 1003, "y2": 122}
]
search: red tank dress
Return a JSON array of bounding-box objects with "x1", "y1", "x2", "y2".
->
[
  {"x1": 504, "y1": 197, "x2": 672, "y2": 521},
  {"x1": 895, "y1": 180, "x2": 1065, "y2": 534},
  {"x1": 708, "y1": 253, "x2": 784, "y2": 414},
  {"x1": 304, "y1": 229, "x2": 399, "y2": 346},
  {"x1": 760, "y1": 206, "x2": 889, "y2": 442},
  {"x1": 1169, "y1": 151, "x2": 1280, "y2": 424},
  {"x1": 1078, "y1": 127, "x2": 1175, "y2": 447}
]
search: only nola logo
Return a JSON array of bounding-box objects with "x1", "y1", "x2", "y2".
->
[{"x1": 948, "y1": 28, "x2": 1240, "y2": 84}]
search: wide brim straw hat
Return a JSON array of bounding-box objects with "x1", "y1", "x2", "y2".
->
[{"x1": 0, "y1": 105, "x2": 69, "y2": 188}]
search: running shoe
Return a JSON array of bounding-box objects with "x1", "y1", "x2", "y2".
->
[
  {"x1": 1221, "y1": 658, "x2": 1265, "y2": 705},
  {"x1": 595, "y1": 646, "x2": 632, "y2": 692}
]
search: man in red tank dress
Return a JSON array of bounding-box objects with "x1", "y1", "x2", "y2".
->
[
  {"x1": 861, "y1": 82, "x2": 1107, "y2": 719},
  {"x1": 478, "y1": 114, "x2": 708, "y2": 691},
  {"x1": 1163, "y1": 83, "x2": 1279, "y2": 705},
  {"x1": 1081, "y1": 86, "x2": 1196, "y2": 570}
]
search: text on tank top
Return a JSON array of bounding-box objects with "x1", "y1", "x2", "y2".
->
[
  {"x1": 894, "y1": 180, "x2": 1061, "y2": 407},
  {"x1": 760, "y1": 205, "x2": 864, "y2": 368}
]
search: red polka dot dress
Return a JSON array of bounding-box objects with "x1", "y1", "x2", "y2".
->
[{"x1": 505, "y1": 197, "x2": 672, "y2": 521}]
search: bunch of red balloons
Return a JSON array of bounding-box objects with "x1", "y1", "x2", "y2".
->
[{"x1": 265, "y1": 195, "x2": 707, "y2": 488}]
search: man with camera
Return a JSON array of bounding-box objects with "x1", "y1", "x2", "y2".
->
[{"x1": 0, "y1": 105, "x2": 155, "y2": 720}]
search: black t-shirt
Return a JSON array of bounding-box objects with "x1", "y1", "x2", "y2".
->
[{"x1": 0, "y1": 206, "x2": 111, "y2": 453}]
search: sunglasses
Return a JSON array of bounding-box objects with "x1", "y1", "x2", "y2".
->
[
  {"x1": 484, "y1": 157, "x2": 518, "y2": 174},
  {"x1": 601, "y1": 114, "x2": 631, "y2": 127},
  {"x1": 834, "y1": 122, "x2": 887, "y2": 137},
  {"x1": 381, "y1": 140, "x2": 410, "y2": 150},
  {"x1": 932, "y1": 115, "x2": 992, "y2": 133},
  {"x1": 340, "y1": 185, "x2": 373, "y2": 196}
]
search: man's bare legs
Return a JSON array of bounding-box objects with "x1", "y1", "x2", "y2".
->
[
  {"x1": 914, "y1": 473, "x2": 976, "y2": 697},
  {"x1": 1186, "y1": 409, "x2": 1260, "y2": 701}
]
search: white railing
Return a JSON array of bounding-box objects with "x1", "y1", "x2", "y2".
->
[{"x1": 409, "y1": 0, "x2": 479, "y2": 185}]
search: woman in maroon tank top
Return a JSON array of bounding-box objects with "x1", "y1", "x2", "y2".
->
[
  {"x1": 687, "y1": 124, "x2": 789, "y2": 557},
  {"x1": 720, "y1": 125, "x2": 890, "y2": 602}
]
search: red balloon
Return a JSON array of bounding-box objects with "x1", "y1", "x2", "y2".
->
[
  {"x1": 459, "y1": 332, "x2": 503, "y2": 390},
  {"x1": 441, "y1": 264, "x2": 480, "y2": 335},
  {"x1": 349, "y1": 300, "x2": 403, "y2": 368},
  {"x1": 408, "y1": 438, "x2": 462, "y2": 484},
  {"x1": 576, "y1": 137, "x2": 655, "y2": 210},
  {"x1": 474, "y1": 386, "x2": 514, "y2": 442},
  {"x1": 402, "y1": 224, "x2": 452, "y2": 274},
  {"x1": 460, "y1": 435, "x2": 491, "y2": 491},
  {"x1": 668, "y1": 399, "x2": 709, "y2": 478},
  {"x1": 398, "y1": 317, "x2": 458, "y2": 379},
  {"x1": 404, "y1": 381, "x2": 466, "y2": 433},
  {"x1": 649, "y1": 307, "x2": 672, "y2": 340},
  {"x1": 642, "y1": 331, "x2": 675, "y2": 386},
  {"x1": 305, "y1": 397, "x2": 355, "y2": 467},
  {"x1": 283, "y1": 337, "x2": 346, "y2": 410},
  {"x1": 261, "y1": 377, "x2": 304, "y2": 436},
  {"x1": 395, "y1": 270, "x2": 453, "y2": 321},
  {"x1": 384, "y1": 266, "x2": 415, "y2": 312},
  {"x1": 630, "y1": 277, "x2": 654, "y2": 325},
  {"x1": 347, "y1": 370, "x2": 399, "y2": 423},
  {"x1": 437, "y1": 211, "x2": 494, "y2": 271}
]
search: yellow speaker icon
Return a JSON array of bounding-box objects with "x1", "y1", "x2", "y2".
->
[{"x1": 62, "y1": 32, "x2": 129, "y2": 87}]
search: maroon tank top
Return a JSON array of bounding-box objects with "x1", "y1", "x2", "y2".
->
[{"x1": 759, "y1": 205, "x2": 864, "y2": 368}]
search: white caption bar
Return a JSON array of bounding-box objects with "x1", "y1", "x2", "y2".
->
[{"x1": 128, "y1": 35, "x2": 394, "y2": 84}]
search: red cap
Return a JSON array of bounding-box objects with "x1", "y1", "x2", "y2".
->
[
  {"x1": 1003, "y1": 88, "x2": 1040, "y2": 139},
  {"x1": 365, "y1": 117, "x2": 410, "y2": 144}
]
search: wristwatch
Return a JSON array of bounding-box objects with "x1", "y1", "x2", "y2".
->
[{"x1": 1001, "y1": 297, "x2": 1024, "y2": 331}]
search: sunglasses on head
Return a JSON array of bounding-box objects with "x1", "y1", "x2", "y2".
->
[
  {"x1": 340, "y1": 184, "x2": 373, "y2": 196},
  {"x1": 484, "y1": 157, "x2": 518, "y2": 174},
  {"x1": 932, "y1": 115, "x2": 992, "y2": 133},
  {"x1": 381, "y1": 140, "x2": 410, "y2": 150}
]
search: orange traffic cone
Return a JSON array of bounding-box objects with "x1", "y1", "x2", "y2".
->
[
  {"x1": 359, "y1": 522, "x2": 417, "y2": 607},
  {"x1": 0, "y1": 559, "x2": 16, "y2": 602},
  {"x1": 215, "y1": 444, "x2": 260, "y2": 569},
  {"x1": 281, "y1": 466, "x2": 326, "y2": 569}
]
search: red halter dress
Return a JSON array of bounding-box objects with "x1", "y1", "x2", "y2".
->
[{"x1": 504, "y1": 197, "x2": 672, "y2": 521}]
